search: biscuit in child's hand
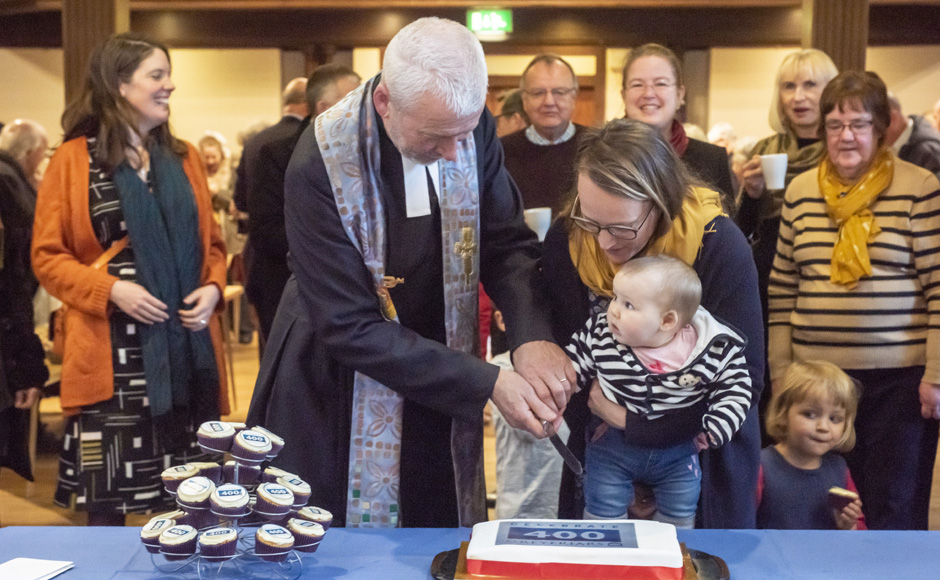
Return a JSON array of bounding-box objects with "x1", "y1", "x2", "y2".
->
[{"x1": 827, "y1": 487, "x2": 858, "y2": 510}]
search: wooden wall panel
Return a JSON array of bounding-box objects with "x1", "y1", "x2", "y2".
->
[
  {"x1": 803, "y1": 0, "x2": 869, "y2": 71},
  {"x1": 2, "y1": 5, "x2": 939, "y2": 51},
  {"x1": 62, "y1": 0, "x2": 129, "y2": 103}
]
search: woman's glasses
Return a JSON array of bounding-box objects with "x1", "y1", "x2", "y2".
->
[
  {"x1": 624, "y1": 80, "x2": 677, "y2": 94},
  {"x1": 569, "y1": 197, "x2": 655, "y2": 240},
  {"x1": 824, "y1": 119, "x2": 874, "y2": 135}
]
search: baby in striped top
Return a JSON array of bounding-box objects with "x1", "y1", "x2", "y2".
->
[{"x1": 566, "y1": 254, "x2": 754, "y2": 528}]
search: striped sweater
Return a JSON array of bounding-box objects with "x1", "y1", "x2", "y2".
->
[
  {"x1": 767, "y1": 157, "x2": 940, "y2": 382},
  {"x1": 566, "y1": 307, "x2": 753, "y2": 449}
]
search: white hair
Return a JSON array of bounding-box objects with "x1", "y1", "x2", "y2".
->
[
  {"x1": 708, "y1": 122, "x2": 735, "y2": 145},
  {"x1": 382, "y1": 17, "x2": 488, "y2": 117},
  {"x1": 732, "y1": 135, "x2": 759, "y2": 166},
  {"x1": 0, "y1": 119, "x2": 47, "y2": 164}
]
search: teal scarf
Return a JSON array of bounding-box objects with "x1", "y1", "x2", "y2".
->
[{"x1": 112, "y1": 145, "x2": 219, "y2": 450}]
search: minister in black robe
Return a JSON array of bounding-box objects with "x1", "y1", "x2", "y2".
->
[{"x1": 246, "y1": 76, "x2": 569, "y2": 527}]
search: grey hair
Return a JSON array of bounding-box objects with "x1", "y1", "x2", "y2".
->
[
  {"x1": 382, "y1": 17, "x2": 488, "y2": 117},
  {"x1": 0, "y1": 119, "x2": 47, "y2": 163},
  {"x1": 519, "y1": 54, "x2": 579, "y2": 91},
  {"x1": 887, "y1": 91, "x2": 903, "y2": 114}
]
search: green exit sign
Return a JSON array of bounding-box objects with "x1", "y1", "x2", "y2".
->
[{"x1": 468, "y1": 9, "x2": 513, "y2": 34}]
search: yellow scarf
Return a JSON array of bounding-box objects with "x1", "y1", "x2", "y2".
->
[
  {"x1": 819, "y1": 149, "x2": 893, "y2": 288},
  {"x1": 569, "y1": 187, "x2": 724, "y2": 297}
]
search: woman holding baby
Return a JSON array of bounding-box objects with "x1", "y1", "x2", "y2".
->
[{"x1": 542, "y1": 118, "x2": 764, "y2": 528}]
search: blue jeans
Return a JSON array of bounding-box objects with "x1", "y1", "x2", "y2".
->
[{"x1": 584, "y1": 426, "x2": 701, "y2": 523}]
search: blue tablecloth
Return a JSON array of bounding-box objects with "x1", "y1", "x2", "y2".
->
[{"x1": 0, "y1": 526, "x2": 937, "y2": 579}]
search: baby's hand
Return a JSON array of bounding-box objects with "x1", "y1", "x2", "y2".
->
[
  {"x1": 693, "y1": 432, "x2": 709, "y2": 452},
  {"x1": 834, "y1": 498, "x2": 863, "y2": 530},
  {"x1": 587, "y1": 378, "x2": 627, "y2": 429}
]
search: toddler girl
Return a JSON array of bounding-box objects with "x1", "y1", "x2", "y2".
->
[{"x1": 758, "y1": 360, "x2": 866, "y2": 529}]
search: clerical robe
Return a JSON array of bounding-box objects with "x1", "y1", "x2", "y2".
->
[{"x1": 246, "y1": 94, "x2": 554, "y2": 528}]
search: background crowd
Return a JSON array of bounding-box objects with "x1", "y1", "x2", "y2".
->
[{"x1": 2, "y1": 21, "x2": 940, "y2": 535}]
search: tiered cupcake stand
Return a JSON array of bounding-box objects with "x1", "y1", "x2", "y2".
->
[
  {"x1": 144, "y1": 423, "x2": 327, "y2": 580},
  {"x1": 149, "y1": 512, "x2": 306, "y2": 580}
]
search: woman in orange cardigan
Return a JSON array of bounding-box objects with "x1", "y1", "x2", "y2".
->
[{"x1": 32, "y1": 33, "x2": 228, "y2": 526}]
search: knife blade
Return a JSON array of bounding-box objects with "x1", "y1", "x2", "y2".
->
[{"x1": 542, "y1": 419, "x2": 583, "y2": 475}]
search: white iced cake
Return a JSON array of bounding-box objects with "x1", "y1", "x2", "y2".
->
[{"x1": 465, "y1": 519, "x2": 684, "y2": 580}]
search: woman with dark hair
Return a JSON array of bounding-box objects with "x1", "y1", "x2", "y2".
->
[
  {"x1": 543, "y1": 118, "x2": 764, "y2": 528},
  {"x1": 620, "y1": 44, "x2": 734, "y2": 209},
  {"x1": 32, "y1": 32, "x2": 229, "y2": 525},
  {"x1": 768, "y1": 70, "x2": 940, "y2": 530}
]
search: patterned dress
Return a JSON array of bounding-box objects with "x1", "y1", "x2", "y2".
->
[{"x1": 54, "y1": 140, "x2": 216, "y2": 515}]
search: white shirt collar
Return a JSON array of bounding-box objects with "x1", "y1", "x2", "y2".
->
[
  {"x1": 402, "y1": 157, "x2": 440, "y2": 218},
  {"x1": 525, "y1": 123, "x2": 576, "y2": 146}
]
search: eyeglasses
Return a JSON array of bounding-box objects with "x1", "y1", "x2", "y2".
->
[
  {"x1": 522, "y1": 87, "x2": 577, "y2": 100},
  {"x1": 570, "y1": 197, "x2": 655, "y2": 240},
  {"x1": 625, "y1": 80, "x2": 677, "y2": 93},
  {"x1": 824, "y1": 119, "x2": 874, "y2": 135}
]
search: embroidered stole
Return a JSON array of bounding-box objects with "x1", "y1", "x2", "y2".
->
[{"x1": 316, "y1": 77, "x2": 484, "y2": 527}]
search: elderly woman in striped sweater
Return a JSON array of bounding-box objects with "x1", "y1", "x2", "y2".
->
[{"x1": 768, "y1": 70, "x2": 940, "y2": 530}]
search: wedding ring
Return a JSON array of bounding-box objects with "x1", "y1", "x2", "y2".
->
[
  {"x1": 199, "y1": 319, "x2": 207, "y2": 325},
  {"x1": 558, "y1": 378, "x2": 568, "y2": 382}
]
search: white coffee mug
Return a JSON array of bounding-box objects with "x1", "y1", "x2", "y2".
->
[
  {"x1": 524, "y1": 207, "x2": 552, "y2": 242},
  {"x1": 760, "y1": 153, "x2": 788, "y2": 190}
]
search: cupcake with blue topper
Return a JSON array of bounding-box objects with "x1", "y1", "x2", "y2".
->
[
  {"x1": 196, "y1": 421, "x2": 236, "y2": 454},
  {"x1": 276, "y1": 475, "x2": 311, "y2": 508},
  {"x1": 161, "y1": 464, "x2": 198, "y2": 495},
  {"x1": 261, "y1": 465, "x2": 295, "y2": 484},
  {"x1": 198, "y1": 527, "x2": 239, "y2": 561},
  {"x1": 255, "y1": 524, "x2": 295, "y2": 561},
  {"x1": 287, "y1": 518, "x2": 325, "y2": 553},
  {"x1": 231, "y1": 428, "x2": 272, "y2": 464},
  {"x1": 250, "y1": 425, "x2": 285, "y2": 459},
  {"x1": 210, "y1": 484, "x2": 251, "y2": 519},
  {"x1": 140, "y1": 517, "x2": 176, "y2": 553},
  {"x1": 294, "y1": 506, "x2": 333, "y2": 530},
  {"x1": 254, "y1": 482, "x2": 294, "y2": 520},
  {"x1": 159, "y1": 525, "x2": 198, "y2": 560}
]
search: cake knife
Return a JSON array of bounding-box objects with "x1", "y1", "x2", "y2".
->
[{"x1": 542, "y1": 419, "x2": 583, "y2": 475}]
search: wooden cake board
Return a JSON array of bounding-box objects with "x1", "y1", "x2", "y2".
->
[{"x1": 452, "y1": 541, "x2": 700, "y2": 580}]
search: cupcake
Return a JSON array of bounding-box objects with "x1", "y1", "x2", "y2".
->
[
  {"x1": 294, "y1": 506, "x2": 333, "y2": 530},
  {"x1": 228, "y1": 421, "x2": 247, "y2": 434},
  {"x1": 223, "y1": 460, "x2": 260, "y2": 485},
  {"x1": 261, "y1": 466, "x2": 296, "y2": 484},
  {"x1": 159, "y1": 525, "x2": 198, "y2": 560},
  {"x1": 276, "y1": 475, "x2": 311, "y2": 508},
  {"x1": 159, "y1": 509, "x2": 194, "y2": 527},
  {"x1": 287, "y1": 518, "x2": 325, "y2": 553},
  {"x1": 251, "y1": 426, "x2": 285, "y2": 459},
  {"x1": 198, "y1": 527, "x2": 239, "y2": 561},
  {"x1": 210, "y1": 484, "x2": 251, "y2": 518},
  {"x1": 187, "y1": 461, "x2": 222, "y2": 484},
  {"x1": 140, "y1": 517, "x2": 176, "y2": 553},
  {"x1": 230, "y1": 429, "x2": 272, "y2": 464},
  {"x1": 254, "y1": 482, "x2": 294, "y2": 520},
  {"x1": 161, "y1": 464, "x2": 198, "y2": 495},
  {"x1": 255, "y1": 524, "x2": 294, "y2": 561},
  {"x1": 196, "y1": 421, "x2": 236, "y2": 454},
  {"x1": 176, "y1": 476, "x2": 215, "y2": 510}
]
